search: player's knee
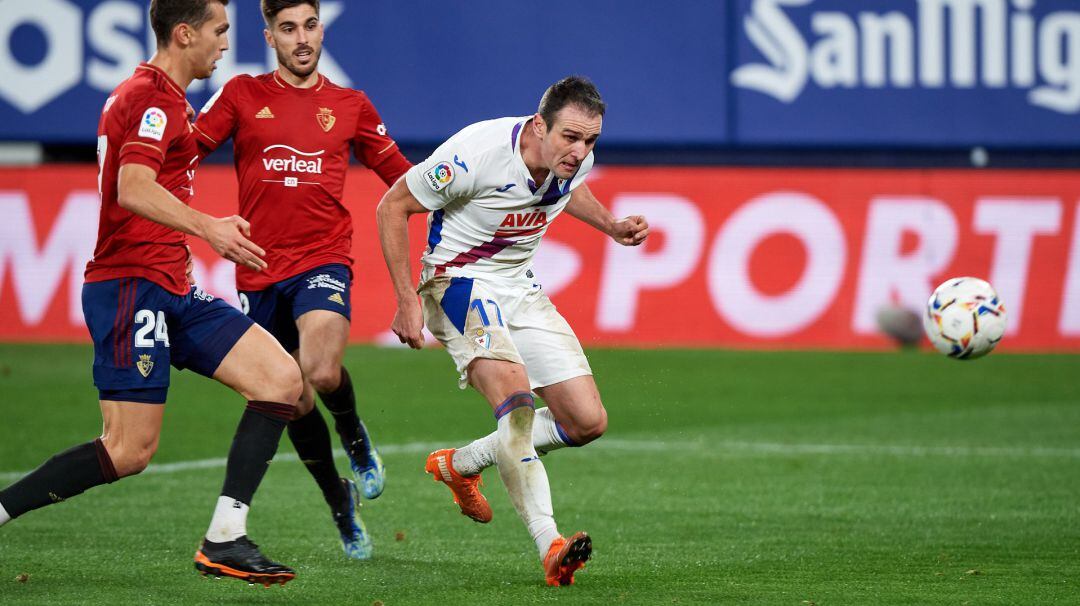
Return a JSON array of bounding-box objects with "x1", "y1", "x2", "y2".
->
[
  {"x1": 261, "y1": 358, "x2": 304, "y2": 404},
  {"x1": 110, "y1": 440, "x2": 159, "y2": 477},
  {"x1": 294, "y1": 391, "x2": 315, "y2": 417},
  {"x1": 305, "y1": 363, "x2": 342, "y2": 395},
  {"x1": 566, "y1": 406, "x2": 607, "y2": 445}
]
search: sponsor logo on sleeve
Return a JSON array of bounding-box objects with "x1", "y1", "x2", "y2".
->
[
  {"x1": 376, "y1": 123, "x2": 387, "y2": 136},
  {"x1": 138, "y1": 107, "x2": 167, "y2": 141},
  {"x1": 423, "y1": 161, "x2": 454, "y2": 192}
]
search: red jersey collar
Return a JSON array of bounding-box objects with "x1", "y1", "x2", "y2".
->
[
  {"x1": 136, "y1": 62, "x2": 186, "y2": 99},
  {"x1": 272, "y1": 69, "x2": 326, "y2": 92}
]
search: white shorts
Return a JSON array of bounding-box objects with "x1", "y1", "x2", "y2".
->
[{"x1": 419, "y1": 274, "x2": 592, "y2": 390}]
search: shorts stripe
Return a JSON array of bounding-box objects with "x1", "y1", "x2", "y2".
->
[
  {"x1": 122, "y1": 279, "x2": 137, "y2": 367},
  {"x1": 112, "y1": 278, "x2": 135, "y2": 368}
]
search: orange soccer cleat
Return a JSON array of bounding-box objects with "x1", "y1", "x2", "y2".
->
[
  {"x1": 544, "y1": 531, "x2": 592, "y2": 587},
  {"x1": 424, "y1": 449, "x2": 493, "y2": 523}
]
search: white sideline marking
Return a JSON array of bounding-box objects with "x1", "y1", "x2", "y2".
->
[{"x1": 2, "y1": 438, "x2": 1078, "y2": 482}]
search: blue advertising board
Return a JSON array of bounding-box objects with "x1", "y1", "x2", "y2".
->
[{"x1": 0, "y1": 0, "x2": 1077, "y2": 147}]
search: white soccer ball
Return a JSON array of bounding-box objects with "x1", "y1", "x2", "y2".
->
[{"x1": 923, "y1": 277, "x2": 1007, "y2": 360}]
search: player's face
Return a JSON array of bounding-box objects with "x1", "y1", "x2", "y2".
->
[
  {"x1": 537, "y1": 105, "x2": 603, "y2": 180},
  {"x1": 188, "y1": 2, "x2": 230, "y2": 79},
  {"x1": 266, "y1": 5, "x2": 324, "y2": 79}
]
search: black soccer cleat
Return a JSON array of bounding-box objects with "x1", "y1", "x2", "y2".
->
[{"x1": 194, "y1": 536, "x2": 295, "y2": 587}]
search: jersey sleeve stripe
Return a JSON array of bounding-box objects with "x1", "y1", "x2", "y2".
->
[
  {"x1": 119, "y1": 141, "x2": 166, "y2": 159},
  {"x1": 375, "y1": 141, "x2": 396, "y2": 155},
  {"x1": 191, "y1": 123, "x2": 217, "y2": 145}
]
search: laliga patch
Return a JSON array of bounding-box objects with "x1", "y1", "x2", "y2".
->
[
  {"x1": 138, "y1": 107, "x2": 167, "y2": 141},
  {"x1": 423, "y1": 161, "x2": 455, "y2": 192}
]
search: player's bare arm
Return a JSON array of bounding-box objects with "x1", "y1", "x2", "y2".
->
[
  {"x1": 565, "y1": 183, "x2": 649, "y2": 246},
  {"x1": 375, "y1": 178, "x2": 429, "y2": 349},
  {"x1": 118, "y1": 163, "x2": 267, "y2": 271}
]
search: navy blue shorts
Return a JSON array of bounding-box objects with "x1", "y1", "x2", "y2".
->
[
  {"x1": 238, "y1": 264, "x2": 352, "y2": 353},
  {"x1": 82, "y1": 278, "x2": 254, "y2": 404}
]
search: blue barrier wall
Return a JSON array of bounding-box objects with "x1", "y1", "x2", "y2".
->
[{"x1": 1, "y1": 0, "x2": 1077, "y2": 147}]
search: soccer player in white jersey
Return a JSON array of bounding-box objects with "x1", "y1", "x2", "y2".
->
[{"x1": 375, "y1": 76, "x2": 648, "y2": 586}]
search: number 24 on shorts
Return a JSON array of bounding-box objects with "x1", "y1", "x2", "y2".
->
[{"x1": 134, "y1": 309, "x2": 170, "y2": 348}]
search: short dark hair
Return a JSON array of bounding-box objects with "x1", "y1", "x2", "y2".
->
[
  {"x1": 261, "y1": 0, "x2": 320, "y2": 24},
  {"x1": 150, "y1": 0, "x2": 228, "y2": 48},
  {"x1": 537, "y1": 76, "x2": 606, "y2": 131}
]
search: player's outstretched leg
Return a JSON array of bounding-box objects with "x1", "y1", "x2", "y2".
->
[
  {"x1": 318, "y1": 367, "x2": 385, "y2": 499},
  {"x1": 440, "y1": 376, "x2": 608, "y2": 512},
  {"x1": 0, "y1": 400, "x2": 163, "y2": 528},
  {"x1": 0, "y1": 439, "x2": 121, "y2": 527},
  {"x1": 196, "y1": 325, "x2": 302, "y2": 586}
]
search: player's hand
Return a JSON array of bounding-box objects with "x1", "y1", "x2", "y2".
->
[
  {"x1": 204, "y1": 215, "x2": 267, "y2": 271},
  {"x1": 611, "y1": 215, "x2": 649, "y2": 246},
  {"x1": 392, "y1": 296, "x2": 425, "y2": 350},
  {"x1": 184, "y1": 244, "x2": 195, "y2": 284}
]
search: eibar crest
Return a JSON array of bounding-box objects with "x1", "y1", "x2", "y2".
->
[
  {"x1": 136, "y1": 354, "x2": 154, "y2": 378},
  {"x1": 316, "y1": 107, "x2": 336, "y2": 132}
]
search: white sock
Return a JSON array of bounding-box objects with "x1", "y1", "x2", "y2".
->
[
  {"x1": 533, "y1": 407, "x2": 572, "y2": 455},
  {"x1": 205, "y1": 496, "x2": 248, "y2": 543},
  {"x1": 495, "y1": 404, "x2": 560, "y2": 559},
  {"x1": 0, "y1": 500, "x2": 10, "y2": 526},
  {"x1": 452, "y1": 407, "x2": 570, "y2": 476},
  {"x1": 452, "y1": 432, "x2": 498, "y2": 476}
]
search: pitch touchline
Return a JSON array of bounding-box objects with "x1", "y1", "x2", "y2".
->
[{"x1": 2, "y1": 439, "x2": 1077, "y2": 482}]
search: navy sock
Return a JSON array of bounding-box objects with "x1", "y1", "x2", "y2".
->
[
  {"x1": 220, "y1": 401, "x2": 292, "y2": 505},
  {"x1": 0, "y1": 439, "x2": 117, "y2": 519},
  {"x1": 319, "y1": 367, "x2": 370, "y2": 454},
  {"x1": 288, "y1": 407, "x2": 348, "y2": 509}
]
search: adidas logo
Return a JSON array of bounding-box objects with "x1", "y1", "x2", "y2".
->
[
  {"x1": 328, "y1": 292, "x2": 345, "y2": 305},
  {"x1": 256, "y1": 106, "x2": 274, "y2": 119}
]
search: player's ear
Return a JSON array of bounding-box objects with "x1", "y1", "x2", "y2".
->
[
  {"x1": 532, "y1": 113, "x2": 546, "y2": 137},
  {"x1": 175, "y1": 23, "x2": 193, "y2": 48},
  {"x1": 263, "y1": 28, "x2": 275, "y2": 49}
]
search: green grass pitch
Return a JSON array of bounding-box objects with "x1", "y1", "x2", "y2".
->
[{"x1": 0, "y1": 344, "x2": 1078, "y2": 605}]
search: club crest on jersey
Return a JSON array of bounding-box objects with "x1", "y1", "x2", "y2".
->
[
  {"x1": 473, "y1": 329, "x2": 492, "y2": 350},
  {"x1": 136, "y1": 354, "x2": 154, "y2": 378},
  {"x1": 424, "y1": 162, "x2": 454, "y2": 191},
  {"x1": 138, "y1": 107, "x2": 167, "y2": 141},
  {"x1": 316, "y1": 107, "x2": 336, "y2": 132}
]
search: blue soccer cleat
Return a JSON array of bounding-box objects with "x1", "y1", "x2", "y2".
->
[
  {"x1": 332, "y1": 478, "x2": 373, "y2": 560},
  {"x1": 344, "y1": 422, "x2": 385, "y2": 499}
]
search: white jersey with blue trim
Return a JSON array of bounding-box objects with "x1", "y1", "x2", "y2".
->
[{"x1": 404, "y1": 116, "x2": 593, "y2": 281}]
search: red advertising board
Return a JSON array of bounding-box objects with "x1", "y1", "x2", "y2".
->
[{"x1": 2, "y1": 165, "x2": 1078, "y2": 350}]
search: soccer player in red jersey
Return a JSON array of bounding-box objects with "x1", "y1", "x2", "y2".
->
[
  {"x1": 0, "y1": 0, "x2": 301, "y2": 586},
  {"x1": 194, "y1": 0, "x2": 411, "y2": 559}
]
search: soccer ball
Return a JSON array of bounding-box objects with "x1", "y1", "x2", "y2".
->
[{"x1": 923, "y1": 277, "x2": 1007, "y2": 360}]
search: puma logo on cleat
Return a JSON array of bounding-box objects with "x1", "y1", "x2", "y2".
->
[
  {"x1": 328, "y1": 292, "x2": 345, "y2": 306},
  {"x1": 521, "y1": 456, "x2": 539, "y2": 463},
  {"x1": 437, "y1": 457, "x2": 453, "y2": 483}
]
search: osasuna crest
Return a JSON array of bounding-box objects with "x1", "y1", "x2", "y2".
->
[
  {"x1": 137, "y1": 354, "x2": 154, "y2": 378},
  {"x1": 316, "y1": 107, "x2": 336, "y2": 132}
]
